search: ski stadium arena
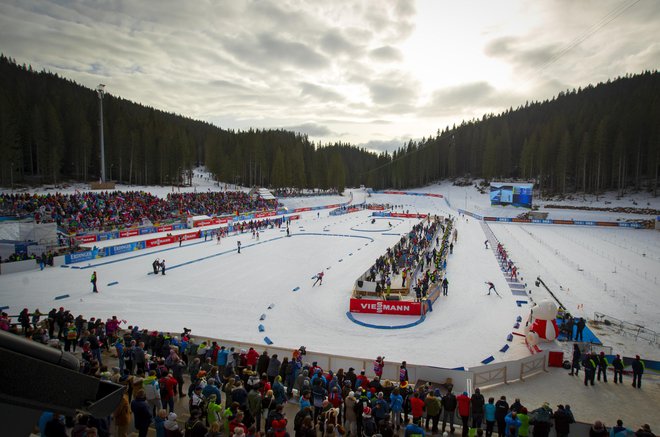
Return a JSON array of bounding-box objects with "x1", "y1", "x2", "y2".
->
[{"x1": 2, "y1": 180, "x2": 658, "y2": 399}]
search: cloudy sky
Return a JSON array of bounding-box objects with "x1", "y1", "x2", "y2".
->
[{"x1": 1, "y1": 0, "x2": 658, "y2": 153}]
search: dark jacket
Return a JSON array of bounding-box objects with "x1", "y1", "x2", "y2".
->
[
  {"x1": 441, "y1": 393, "x2": 457, "y2": 412},
  {"x1": 131, "y1": 397, "x2": 152, "y2": 429},
  {"x1": 632, "y1": 358, "x2": 645, "y2": 374},
  {"x1": 495, "y1": 400, "x2": 509, "y2": 420},
  {"x1": 553, "y1": 408, "x2": 573, "y2": 434},
  {"x1": 471, "y1": 392, "x2": 485, "y2": 415}
]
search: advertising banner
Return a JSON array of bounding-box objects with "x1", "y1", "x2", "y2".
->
[
  {"x1": 349, "y1": 298, "x2": 422, "y2": 315},
  {"x1": 75, "y1": 234, "x2": 98, "y2": 244},
  {"x1": 119, "y1": 229, "x2": 139, "y2": 238},
  {"x1": 105, "y1": 241, "x2": 145, "y2": 256},
  {"x1": 156, "y1": 225, "x2": 174, "y2": 233},
  {"x1": 139, "y1": 227, "x2": 155, "y2": 235},
  {"x1": 145, "y1": 236, "x2": 176, "y2": 248},
  {"x1": 97, "y1": 231, "x2": 119, "y2": 241}
]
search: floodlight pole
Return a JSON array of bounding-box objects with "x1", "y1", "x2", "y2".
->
[{"x1": 97, "y1": 84, "x2": 106, "y2": 182}]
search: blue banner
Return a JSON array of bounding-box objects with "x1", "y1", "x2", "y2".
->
[{"x1": 104, "y1": 241, "x2": 145, "y2": 256}]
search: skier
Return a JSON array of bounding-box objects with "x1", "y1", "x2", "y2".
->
[
  {"x1": 442, "y1": 278, "x2": 449, "y2": 296},
  {"x1": 484, "y1": 240, "x2": 489, "y2": 249},
  {"x1": 286, "y1": 227, "x2": 290, "y2": 237},
  {"x1": 152, "y1": 258, "x2": 160, "y2": 275},
  {"x1": 449, "y1": 243, "x2": 454, "y2": 254},
  {"x1": 91, "y1": 271, "x2": 98, "y2": 293},
  {"x1": 256, "y1": 231, "x2": 260, "y2": 240},
  {"x1": 179, "y1": 235, "x2": 183, "y2": 247},
  {"x1": 237, "y1": 241, "x2": 242, "y2": 254},
  {"x1": 312, "y1": 271, "x2": 324, "y2": 286},
  {"x1": 485, "y1": 282, "x2": 497, "y2": 296},
  {"x1": 160, "y1": 259, "x2": 166, "y2": 275},
  {"x1": 217, "y1": 233, "x2": 221, "y2": 244}
]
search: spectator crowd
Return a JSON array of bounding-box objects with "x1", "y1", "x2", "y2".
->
[
  {"x1": 0, "y1": 307, "x2": 653, "y2": 437},
  {"x1": 0, "y1": 190, "x2": 280, "y2": 235}
]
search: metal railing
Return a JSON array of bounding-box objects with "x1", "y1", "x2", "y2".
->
[{"x1": 593, "y1": 312, "x2": 658, "y2": 345}]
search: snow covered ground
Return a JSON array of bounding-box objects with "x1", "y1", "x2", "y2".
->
[{"x1": 1, "y1": 176, "x2": 659, "y2": 370}]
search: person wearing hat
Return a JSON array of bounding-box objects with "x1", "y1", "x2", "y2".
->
[
  {"x1": 582, "y1": 353, "x2": 597, "y2": 386},
  {"x1": 344, "y1": 391, "x2": 358, "y2": 435},
  {"x1": 190, "y1": 385, "x2": 205, "y2": 414},
  {"x1": 596, "y1": 352, "x2": 609, "y2": 383},
  {"x1": 553, "y1": 405, "x2": 572, "y2": 437},
  {"x1": 404, "y1": 416, "x2": 426, "y2": 437},
  {"x1": 631, "y1": 355, "x2": 645, "y2": 388},
  {"x1": 612, "y1": 354, "x2": 624, "y2": 384},
  {"x1": 208, "y1": 393, "x2": 224, "y2": 429},
  {"x1": 634, "y1": 424, "x2": 654, "y2": 437},
  {"x1": 185, "y1": 408, "x2": 208, "y2": 436},
  {"x1": 362, "y1": 407, "x2": 377, "y2": 437}
]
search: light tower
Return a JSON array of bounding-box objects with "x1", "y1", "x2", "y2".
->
[{"x1": 97, "y1": 84, "x2": 106, "y2": 182}]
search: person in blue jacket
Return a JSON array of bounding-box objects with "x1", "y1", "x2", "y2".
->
[
  {"x1": 485, "y1": 397, "x2": 497, "y2": 437},
  {"x1": 504, "y1": 412, "x2": 522, "y2": 437},
  {"x1": 404, "y1": 417, "x2": 426, "y2": 437},
  {"x1": 390, "y1": 387, "x2": 404, "y2": 431}
]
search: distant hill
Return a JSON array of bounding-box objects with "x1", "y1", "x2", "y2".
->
[{"x1": 0, "y1": 55, "x2": 658, "y2": 194}]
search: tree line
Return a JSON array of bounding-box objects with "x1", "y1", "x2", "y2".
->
[{"x1": 0, "y1": 55, "x2": 658, "y2": 195}]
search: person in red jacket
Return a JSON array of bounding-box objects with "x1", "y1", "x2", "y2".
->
[
  {"x1": 457, "y1": 391, "x2": 471, "y2": 437},
  {"x1": 159, "y1": 371, "x2": 178, "y2": 413},
  {"x1": 246, "y1": 347, "x2": 260, "y2": 368},
  {"x1": 409, "y1": 392, "x2": 426, "y2": 426}
]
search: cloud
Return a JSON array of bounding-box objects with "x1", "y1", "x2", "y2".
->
[
  {"x1": 357, "y1": 138, "x2": 409, "y2": 154},
  {"x1": 281, "y1": 122, "x2": 335, "y2": 138},
  {"x1": 370, "y1": 45, "x2": 403, "y2": 62},
  {"x1": 299, "y1": 82, "x2": 345, "y2": 103}
]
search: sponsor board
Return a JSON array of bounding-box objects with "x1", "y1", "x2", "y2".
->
[
  {"x1": 181, "y1": 231, "x2": 200, "y2": 241},
  {"x1": 294, "y1": 207, "x2": 312, "y2": 212},
  {"x1": 145, "y1": 236, "x2": 176, "y2": 248},
  {"x1": 65, "y1": 250, "x2": 95, "y2": 264},
  {"x1": 97, "y1": 231, "x2": 119, "y2": 241},
  {"x1": 119, "y1": 229, "x2": 139, "y2": 238},
  {"x1": 157, "y1": 225, "x2": 174, "y2": 233},
  {"x1": 75, "y1": 234, "x2": 98, "y2": 244},
  {"x1": 254, "y1": 211, "x2": 277, "y2": 218},
  {"x1": 349, "y1": 298, "x2": 421, "y2": 315}
]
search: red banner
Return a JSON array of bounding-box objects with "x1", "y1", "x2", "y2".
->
[
  {"x1": 512, "y1": 218, "x2": 532, "y2": 223},
  {"x1": 254, "y1": 211, "x2": 277, "y2": 218},
  {"x1": 119, "y1": 229, "x2": 139, "y2": 238},
  {"x1": 145, "y1": 236, "x2": 176, "y2": 248},
  {"x1": 294, "y1": 207, "x2": 312, "y2": 212},
  {"x1": 157, "y1": 225, "x2": 174, "y2": 232},
  {"x1": 181, "y1": 231, "x2": 200, "y2": 241},
  {"x1": 326, "y1": 204, "x2": 341, "y2": 208},
  {"x1": 368, "y1": 205, "x2": 385, "y2": 210},
  {"x1": 288, "y1": 214, "x2": 301, "y2": 220},
  {"x1": 75, "y1": 234, "x2": 98, "y2": 244},
  {"x1": 193, "y1": 219, "x2": 214, "y2": 227},
  {"x1": 349, "y1": 298, "x2": 421, "y2": 315}
]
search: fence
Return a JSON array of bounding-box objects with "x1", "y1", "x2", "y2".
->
[
  {"x1": 593, "y1": 312, "x2": 658, "y2": 345},
  {"x1": 167, "y1": 332, "x2": 549, "y2": 395}
]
